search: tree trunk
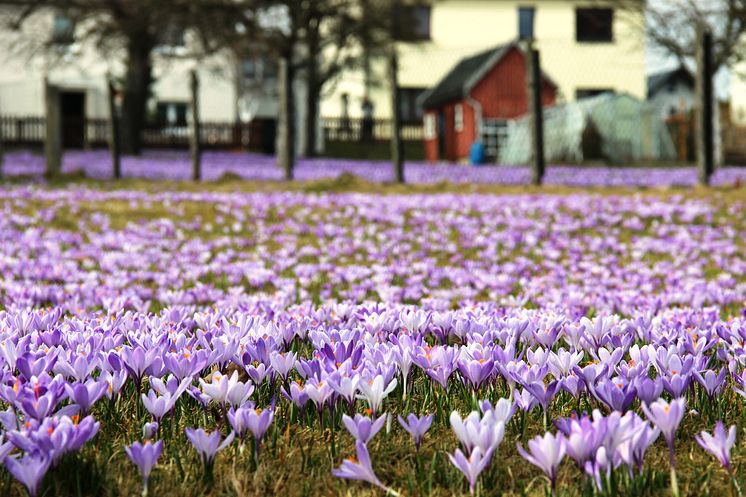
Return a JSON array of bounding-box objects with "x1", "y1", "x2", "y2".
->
[
  {"x1": 277, "y1": 54, "x2": 295, "y2": 181},
  {"x1": 304, "y1": 22, "x2": 320, "y2": 158},
  {"x1": 44, "y1": 79, "x2": 62, "y2": 178},
  {"x1": 107, "y1": 78, "x2": 121, "y2": 179},
  {"x1": 696, "y1": 27, "x2": 714, "y2": 186},
  {"x1": 190, "y1": 70, "x2": 202, "y2": 181},
  {"x1": 120, "y1": 38, "x2": 153, "y2": 156},
  {"x1": 389, "y1": 46, "x2": 404, "y2": 183}
]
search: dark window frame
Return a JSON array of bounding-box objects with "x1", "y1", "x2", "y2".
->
[
  {"x1": 398, "y1": 5, "x2": 431, "y2": 41},
  {"x1": 52, "y1": 13, "x2": 75, "y2": 46},
  {"x1": 155, "y1": 101, "x2": 189, "y2": 127},
  {"x1": 518, "y1": 6, "x2": 535, "y2": 40},
  {"x1": 397, "y1": 87, "x2": 428, "y2": 122},
  {"x1": 575, "y1": 8, "x2": 614, "y2": 43}
]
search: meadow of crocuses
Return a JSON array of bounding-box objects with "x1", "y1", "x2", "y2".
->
[
  {"x1": 5, "y1": 149, "x2": 746, "y2": 186},
  {"x1": 0, "y1": 181, "x2": 745, "y2": 496}
]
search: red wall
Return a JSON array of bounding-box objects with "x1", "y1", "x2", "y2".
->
[{"x1": 424, "y1": 47, "x2": 557, "y2": 162}]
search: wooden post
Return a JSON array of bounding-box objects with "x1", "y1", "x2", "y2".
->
[
  {"x1": 0, "y1": 126, "x2": 4, "y2": 180},
  {"x1": 525, "y1": 41, "x2": 545, "y2": 185},
  {"x1": 389, "y1": 45, "x2": 404, "y2": 183},
  {"x1": 189, "y1": 69, "x2": 202, "y2": 181},
  {"x1": 696, "y1": 27, "x2": 714, "y2": 186},
  {"x1": 44, "y1": 79, "x2": 62, "y2": 178},
  {"x1": 277, "y1": 56, "x2": 295, "y2": 181},
  {"x1": 107, "y1": 78, "x2": 122, "y2": 179}
]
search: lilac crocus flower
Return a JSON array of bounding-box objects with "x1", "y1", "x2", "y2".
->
[
  {"x1": 143, "y1": 421, "x2": 159, "y2": 439},
  {"x1": 517, "y1": 432, "x2": 566, "y2": 496},
  {"x1": 125, "y1": 440, "x2": 164, "y2": 494},
  {"x1": 448, "y1": 446, "x2": 494, "y2": 495},
  {"x1": 397, "y1": 413, "x2": 433, "y2": 452},
  {"x1": 357, "y1": 375, "x2": 397, "y2": 415},
  {"x1": 185, "y1": 428, "x2": 235, "y2": 467},
  {"x1": 591, "y1": 378, "x2": 637, "y2": 412},
  {"x1": 332, "y1": 440, "x2": 398, "y2": 495},
  {"x1": 695, "y1": 421, "x2": 736, "y2": 474},
  {"x1": 693, "y1": 369, "x2": 727, "y2": 399},
  {"x1": 450, "y1": 410, "x2": 505, "y2": 453},
  {"x1": 343, "y1": 413, "x2": 386, "y2": 445},
  {"x1": 65, "y1": 380, "x2": 108, "y2": 415},
  {"x1": 642, "y1": 397, "x2": 686, "y2": 497},
  {"x1": 641, "y1": 397, "x2": 685, "y2": 454},
  {"x1": 4, "y1": 454, "x2": 51, "y2": 497},
  {"x1": 228, "y1": 406, "x2": 274, "y2": 457}
]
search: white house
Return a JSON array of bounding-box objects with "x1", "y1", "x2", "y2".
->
[
  {"x1": 0, "y1": 7, "x2": 308, "y2": 153},
  {"x1": 321, "y1": 0, "x2": 647, "y2": 122}
]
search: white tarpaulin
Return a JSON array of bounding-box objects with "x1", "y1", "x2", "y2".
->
[{"x1": 499, "y1": 93, "x2": 677, "y2": 165}]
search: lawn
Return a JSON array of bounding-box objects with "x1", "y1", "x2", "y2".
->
[{"x1": 0, "y1": 176, "x2": 745, "y2": 496}]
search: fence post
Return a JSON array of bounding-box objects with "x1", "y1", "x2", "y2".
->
[
  {"x1": 108, "y1": 78, "x2": 122, "y2": 179},
  {"x1": 0, "y1": 121, "x2": 4, "y2": 180},
  {"x1": 696, "y1": 27, "x2": 714, "y2": 186},
  {"x1": 189, "y1": 69, "x2": 202, "y2": 181},
  {"x1": 389, "y1": 45, "x2": 404, "y2": 183},
  {"x1": 525, "y1": 41, "x2": 545, "y2": 185},
  {"x1": 44, "y1": 78, "x2": 62, "y2": 178}
]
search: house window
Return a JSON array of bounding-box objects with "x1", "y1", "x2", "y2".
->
[
  {"x1": 424, "y1": 114, "x2": 436, "y2": 140},
  {"x1": 157, "y1": 23, "x2": 186, "y2": 49},
  {"x1": 518, "y1": 7, "x2": 535, "y2": 40},
  {"x1": 399, "y1": 5, "x2": 431, "y2": 41},
  {"x1": 454, "y1": 104, "x2": 464, "y2": 133},
  {"x1": 242, "y1": 59, "x2": 257, "y2": 80},
  {"x1": 262, "y1": 57, "x2": 278, "y2": 80},
  {"x1": 52, "y1": 13, "x2": 75, "y2": 45},
  {"x1": 156, "y1": 101, "x2": 188, "y2": 127},
  {"x1": 576, "y1": 88, "x2": 613, "y2": 100},
  {"x1": 481, "y1": 119, "x2": 508, "y2": 160},
  {"x1": 397, "y1": 87, "x2": 427, "y2": 122},
  {"x1": 576, "y1": 8, "x2": 613, "y2": 42}
]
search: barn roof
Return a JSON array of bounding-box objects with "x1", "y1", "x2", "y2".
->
[
  {"x1": 420, "y1": 42, "x2": 556, "y2": 109},
  {"x1": 647, "y1": 66, "x2": 694, "y2": 98}
]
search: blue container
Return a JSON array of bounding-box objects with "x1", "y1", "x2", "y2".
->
[{"x1": 469, "y1": 142, "x2": 486, "y2": 166}]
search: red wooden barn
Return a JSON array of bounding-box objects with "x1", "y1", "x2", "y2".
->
[{"x1": 420, "y1": 42, "x2": 558, "y2": 163}]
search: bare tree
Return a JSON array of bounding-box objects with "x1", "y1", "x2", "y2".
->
[{"x1": 615, "y1": 0, "x2": 746, "y2": 72}]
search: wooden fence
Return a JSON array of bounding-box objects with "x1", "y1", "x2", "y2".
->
[
  {"x1": 0, "y1": 115, "x2": 277, "y2": 152},
  {"x1": 0, "y1": 115, "x2": 425, "y2": 153},
  {"x1": 321, "y1": 117, "x2": 424, "y2": 142}
]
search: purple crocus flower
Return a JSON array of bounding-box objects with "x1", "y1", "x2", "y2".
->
[
  {"x1": 642, "y1": 397, "x2": 686, "y2": 497},
  {"x1": 397, "y1": 413, "x2": 433, "y2": 452},
  {"x1": 591, "y1": 378, "x2": 637, "y2": 412},
  {"x1": 125, "y1": 440, "x2": 164, "y2": 493},
  {"x1": 143, "y1": 421, "x2": 159, "y2": 439},
  {"x1": 184, "y1": 428, "x2": 235, "y2": 467},
  {"x1": 448, "y1": 446, "x2": 494, "y2": 495},
  {"x1": 634, "y1": 376, "x2": 663, "y2": 405},
  {"x1": 228, "y1": 406, "x2": 274, "y2": 457},
  {"x1": 450, "y1": 410, "x2": 505, "y2": 454},
  {"x1": 342, "y1": 413, "x2": 386, "y2": 445},
  {"x1": 332, "y1": 440, "x2": 398, "y2": 495},
  {"x1": 695, "y1": 421, "x2": 736, "y2": 474},
  {"x1": 641, "y1": 397, "x2": 685, "y2": 455},
  {"x1": 65, "y1": 380, "x2": 108, "y2": 416},
  {"x1": 693, "y1": 369, "x2": 727, "y2": 399},
  {"x1": 517, "y1": 432, "x2": 566, "y2": 496},
  {"x1": 457, "y1": 357, "x2": 494, "y2": 390},
  {"x1": 3, "y1": 454, "x2": 50, "y2": 497}
]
